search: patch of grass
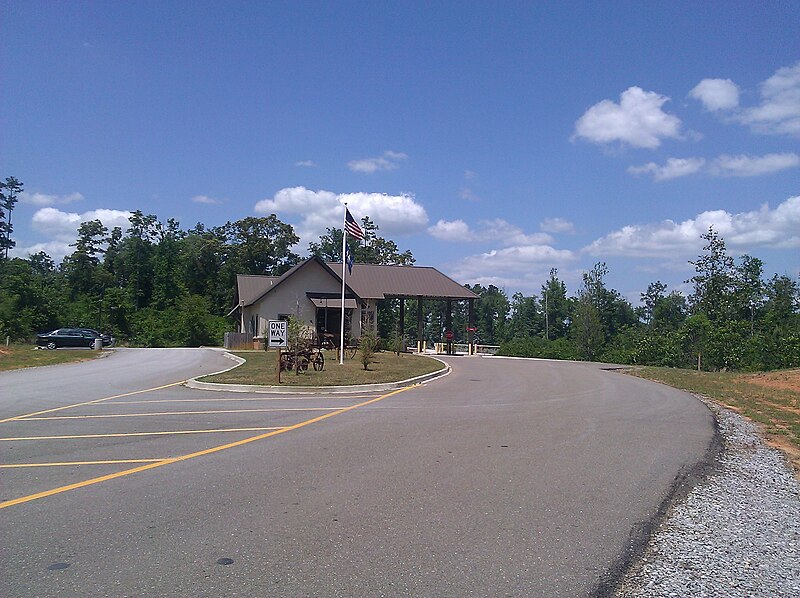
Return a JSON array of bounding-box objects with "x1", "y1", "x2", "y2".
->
[
  {"x1": 0, "y1": 344, "x2": 103, "y2": 371},
  {"x1": 200, "y1": 350, "x2": 444, "y2": 386},
  {"x1": 628, "y1": 366, "x2": 800, "y2": 474}
]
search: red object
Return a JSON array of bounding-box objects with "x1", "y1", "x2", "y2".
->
[
  {"x1": 445, "y1": 330, "x2": 454, "y2": 340},
  {"x1": 467, "y1": 327, "x2": 477, "y2": 332}
]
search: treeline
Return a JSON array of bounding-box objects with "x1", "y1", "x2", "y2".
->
[
  {"x1": 1, "y1": 173, "x2": 798, "y2": 369},
  {"x1": 456, "y1": 229, "x2": 798, "y2": 371}
]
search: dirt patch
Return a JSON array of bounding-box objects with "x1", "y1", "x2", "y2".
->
[{"x1": 741, "y1": 368, "x2": 800, "y2": 393}]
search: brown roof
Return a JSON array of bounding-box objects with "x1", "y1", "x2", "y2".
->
[
  {"x1": 235, "y1": 274, "x2": 278, "y2": 305},
  {"x1": 327, "y1": 262, "x2": 477, "y2": 300},
  {"x1": 235, "y1": 258, "x2": 477, "y2": 310}
]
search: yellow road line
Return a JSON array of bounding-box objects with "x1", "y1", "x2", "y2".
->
[
  {"x1": 0, "y1": 385, "x2": 415, "y2": 510},
  {"x1": 0, "y1": 459, "x2": 166, "y2": 468},
  {"x1": 0, "y1": 381, "x2": 186, "y2": 424},
  {"x1": 23, "y1": 407, "x2": 341, "y2": 421},
  {"x1": 0, "y1": 427, "x2": 286, "y2": 441},
  {"x1": 104, "y1": 396, "x2": 370, "y2": 404}
]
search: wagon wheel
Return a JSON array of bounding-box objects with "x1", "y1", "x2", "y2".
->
[
  {"x1": 346, "y1": 344, "x2": 358, "y2": 359},
  {"x1": 311, "y1": 350, "x2": 325, "y2": 371},
  {"x1": 296, "y1": 355, "x2": 310, "y2": 372},
  {"x1": 280, "y1": 353, "x2": 293, "y2": 371}
]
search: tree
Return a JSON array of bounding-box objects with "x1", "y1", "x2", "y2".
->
[
  {"x1": 223, "y1": 215, "x2": 300, "y2": 275},
  {"x1": 508, "y1": 292, "x2": 540, "y2": 339},
  {"x1": 733, "y1": 255, "x2": 764, "y2": 335},
  {"x1": 571, "y1": 293, "x2": 604, "y2": 361},
  {"x1": 0, "y1": 176, "x2": 23, "y2": 259},
  {"x1": 541, "y1": 268, "x2": 570, "y2": 340},
  {"x1": 688, "y1": 227, "x2": 735, "y2": 321},
  {"x1": 468, "y1": 284, "x2": 510, "y2": 344},
  {"x1": 640, "y1": 281, "x2": 667, "y2": 326},
  {"x1": 309, "y1": 217, "x2": 414, "y2": 266}
]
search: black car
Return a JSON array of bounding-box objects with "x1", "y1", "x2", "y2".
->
[{"x1": 37, "y1": 328, "x2": 113, "y2": 349}]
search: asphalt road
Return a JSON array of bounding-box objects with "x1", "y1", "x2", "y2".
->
[{"x1": 0, "y1": 349, "x2": 715, "y2": 597}]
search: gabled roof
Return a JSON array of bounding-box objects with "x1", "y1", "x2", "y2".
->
[
  {"x1": 234, "y1": 257, "x2": 477, "y2": 311},
  {"x1": 327, "y1": 262, "x2": 478, "y2": 300},
  {"x1": 237, "y1": 256, "x2": 360, "y2": 308}
]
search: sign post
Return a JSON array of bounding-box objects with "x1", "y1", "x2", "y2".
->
[{"x1": 268, "y1": 320, "x2": 288, "y2": 384}]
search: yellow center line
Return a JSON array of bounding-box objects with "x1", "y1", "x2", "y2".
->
[
  {"x1": 0, "y1": 459, "x2": 167, "y2": 468},
  {"x1": 0, "y1": 381, "x2": 187, "y2": 424},
  {"x1": 0, "y1": 385, "x2": 415, "y2": 510},
  {"x1": 22, "y1": 407, "x2": 342, "y2": 421},
  {"x1": 0, "y1": 427, "x2": 286, "y2": 441}
]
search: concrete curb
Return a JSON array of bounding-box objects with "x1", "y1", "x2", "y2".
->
[{"x1": 184, "y1": 353, "x2": 451, "y2": 394}]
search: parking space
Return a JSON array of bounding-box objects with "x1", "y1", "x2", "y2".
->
[{"x1": 0, "y1": 385, "x2": 397, "y2": 508}]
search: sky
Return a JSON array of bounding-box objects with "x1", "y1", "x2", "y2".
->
[{"x1": 1, "y1": 1, "x2": 798, "y2": 303}]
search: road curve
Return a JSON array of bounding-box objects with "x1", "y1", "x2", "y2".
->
[{"x1": 0, "y1": 351, "x2": 715, "y2": 597}]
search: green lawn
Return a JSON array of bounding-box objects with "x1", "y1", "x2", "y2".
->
[
  {"x1": 200, "y1": 349, "x2": 444, "y2": 386},
  {"x1": 0, "y1": 344, "x2": 104, "y2": 371},
  {"x1": 628, "y1": 366, "x2": 800, "y2": 474}
]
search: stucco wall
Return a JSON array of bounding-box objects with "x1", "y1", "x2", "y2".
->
[{"x1": 244, "y1": 261, "x2": 363, "y2": 339}]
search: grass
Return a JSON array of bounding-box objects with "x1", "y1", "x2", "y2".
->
[
  {"x1": 0, "y1": 344, "x2": 104, "y2": 371},
  {"x1": 200, "y1": 349, "x2": 444, "y2": 386},
  {"x1": 628, "y1": 366, "x2": 800, "y2": 474}
]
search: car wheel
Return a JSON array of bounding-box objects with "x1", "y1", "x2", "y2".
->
[
  {"x1": 89, "y1": 340, "x2": 96, "y2": 349},
  {"x1": 46, "y1": 342, "x2": 56, "y2": 350}
]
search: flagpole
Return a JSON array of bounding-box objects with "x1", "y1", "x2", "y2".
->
[{"x1": 339, "y1": 204, "x2": 347, "y2": 365}]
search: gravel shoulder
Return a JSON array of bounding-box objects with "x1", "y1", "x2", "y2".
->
[{"x1": 615, "y1": 396, "x2": 800, "y2": 597}]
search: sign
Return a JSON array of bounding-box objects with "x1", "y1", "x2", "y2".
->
[
  {"x1": 268, "y1": 319, "x2": 288, "y2": 348},
  {"x1": 467, "y1": 327, "x2": 477, "y2": 332},
  {"x1": 445, "y1": 330, "x2": 454, "y2": 341}
]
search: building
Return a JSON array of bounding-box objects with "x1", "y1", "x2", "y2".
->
[{"x1": 231, "y1": 256, "x2": 478, "y2": 349}]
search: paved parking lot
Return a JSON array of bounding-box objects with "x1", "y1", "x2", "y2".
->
[{"x1": 1, "y1": 384, "x2": 405, "y2": 509}]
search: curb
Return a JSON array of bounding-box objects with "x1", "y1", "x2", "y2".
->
[{"x1": 185, "y1": 354, "x2": 451, "y2": 394}]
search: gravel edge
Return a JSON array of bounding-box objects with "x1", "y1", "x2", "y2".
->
[{"x1": 614, "y1": 396, "x2": 800, "y2": 597}]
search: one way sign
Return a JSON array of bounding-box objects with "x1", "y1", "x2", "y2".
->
[{"x1": 268, "y1": 320, "x2": 288, "y2": 348}]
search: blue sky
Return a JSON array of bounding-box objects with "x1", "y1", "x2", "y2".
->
[{"x1": 2, "y1": 1, "x2": 798, "y2": 302}]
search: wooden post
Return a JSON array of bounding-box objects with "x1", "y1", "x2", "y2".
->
[
  {"x1": 445, "y1": 299, "x2": 453, "y2": 355},
  {"x1": 468, "y1": 298, "x2": 475, "y2": 355}
]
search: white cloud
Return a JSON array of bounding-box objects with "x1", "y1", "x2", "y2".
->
[
  {"x1": 584, "y1": 195, "x2": 800, "y2": 258},
  {"x1": 448, "y1": 245, "x2": 577, "y2": 291},
  {"x1": 459, "y1": 188, "x2": 481, "y2": 201},
  {"x1": 295, "y1": 160, "x2": 317, "y2": 167},
  {"x1": 31, "y1": 207, "x2": 133, "y2": 242},
  {"x1": 689, "y1": 78, "x2": 740, "y2": 111},
  {"x1": 347, "y1": 150, "x2": 408, "y2": 173},
  {"x1": 19, "y1": 191, "x2": 84, "y2": 206},
  {"x1": 428, "y1": 217, "x2": 553, "y2": 246},
  {"x1": 628, "y1": 157, "x2": 707, "y2": 181},
  {"x1": 572, "y1": 86, "x2": 682, "y2": 149},
  {"x1": 738, "y1": 61, "x2": 800, "y2": 136},
  {"x1": 629, "y1": 153, "x2": 799, "y2": 181},
  {"x1": 428, "y1": 219, "x2": 471, "y2": 241},
  {"x1": 464, "y1": 170, "x2": 477, "y2": 180},
  {"x1": 191, "y1": 194, "x2": 223, "y2": 205},
  {"x1": 254, "y1": 186, "x2": 428, "y2": 247},
  {"x1": 711, "y1": 153, "x2": 800, "y2": 177},
  {"x1": 540, "y1": 217, "x2": 575, "y2": 234}
]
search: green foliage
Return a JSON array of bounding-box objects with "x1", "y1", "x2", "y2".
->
[
  {"x1": 359, "y1": 330, "x2": 379, "y2": 370},
  {"x1": 499, "y1": 336, "x2": 580, "y2": 360}
]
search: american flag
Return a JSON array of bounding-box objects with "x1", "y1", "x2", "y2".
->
[{"x1": 344, "y1": 208, "x2": 364, "y2": 240}]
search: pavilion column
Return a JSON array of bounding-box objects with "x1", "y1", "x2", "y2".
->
[
  {"x1": 468, "y1": 298, "x2": 475, "y2": 355},
  {"x1": 416, "y1": 297, "x2": 424, "y2": 352},
  {"x1": 445, "y1": 299, "x2": 453, "y2": 355},
  {"x1": 399, "y1": 298, "x2": 405, "y2": 352}
]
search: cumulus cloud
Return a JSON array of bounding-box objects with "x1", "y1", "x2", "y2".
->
[
  {"x1": 254, "y1": 186, "x2": 428, "y2": 247},
  {"x1": 738, "y1": 61, "x2": 800, "y2": 136},
  {"x1": 428, "y1": 218, "x2": 553, "y2": 246},
  {"x1": 14, "y1": 207, "x2": 133, "y2": 261},
  {"x1": 191, "y1": 194, "x2": 223, "y2": 205},
  {"x1": 31, "y1": 207, "x2": 133, "y2": 242},
  {"x1": 584, "y1": 195, "x2": 800, "y2": 258},
  {"x1": 20, "y1": 191, "x2": 84, "y2": 206},
  {"x1": 710, "y1": 153, "x2": 800, "y2": 177},
  {"x1": 629, "y1": 153, "x2": 799, "y2": 181},
  {"x1": 347, "y1": 150, "x2": 408, "y2": 173},
  {"x1": 628, "y1": 157, "x2": 707, "y2": 181},
  {"x1": 572, "y1": 86, "x2": 682, "y2": 149},
  {"x1": 540, "y1": 217, "x2": 575, "y2": 234},
  {"x1": 446, "y1": 244, "x2": 577, "y2": 292},
  {"x1": 689, "y1": 78, "x2": 740, "y2": 111}
]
